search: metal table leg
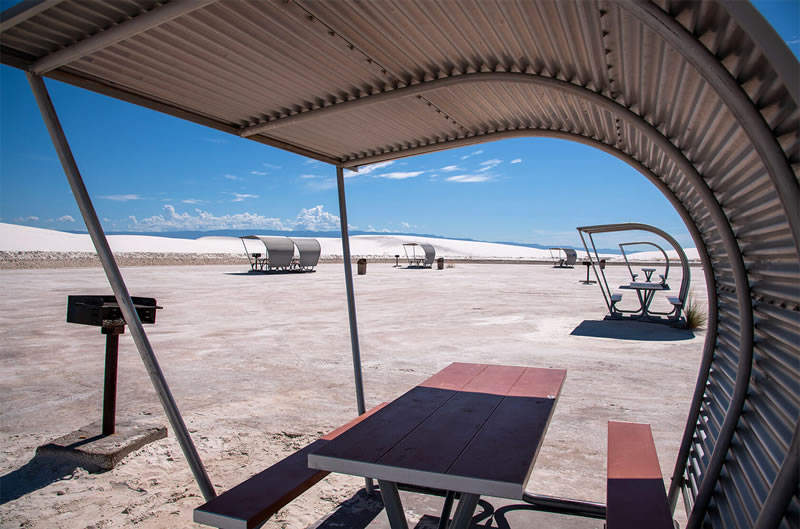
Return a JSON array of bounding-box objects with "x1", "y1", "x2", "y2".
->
[
  {"x1": 449, "y1": 493, "x2": 479, "y2": 529},
  {"x1": 377, "y1": 481, "x2": 409, "y2": 529},
  {"x1": 438, "y1": 490, "x2": 456, "y2": 529}
]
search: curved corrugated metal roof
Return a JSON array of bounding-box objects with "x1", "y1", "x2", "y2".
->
[
  {"x1": 289, "y1": 237, "x2": 321, "y2": 268},
  {"x1": 2, "y1": 1, "x2": 797, "y2": 526}
]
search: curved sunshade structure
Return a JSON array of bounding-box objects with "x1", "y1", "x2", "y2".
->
[
  {"x1": 289, "y1": 238, "x2": 322, "y2": 269},
  {"x1": 2, "y1": 1, "x2": 797, "y2": 526},
  {"x1": 240, "y1": 236, "x2": 296, "y2": 270},
  {"x1": 578, "y1": 223, "x2": 690, "y2": 320},
  {"x1": 403, "y1": 243, "x2": 436, "y2": 268},
  {"x1": 549, "y1": 248, "x2": 577, "y2": 268}
]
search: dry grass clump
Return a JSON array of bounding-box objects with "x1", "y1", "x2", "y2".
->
[
  {"x1": 446, "y1": 263, "x2": 456, "y2": 268},
  {"x1": 684, "y1": 293, "x2": 707, "y2": 330}
]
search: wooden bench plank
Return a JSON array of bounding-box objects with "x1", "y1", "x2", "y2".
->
[
  {"x1": 607, "y1": 421, "x2": 673, "y2": 529},
  {"x1": 376, "y1": 390, "x2": 502, "y2": 473},
  {"x1": 310, "y1": 386, "x2": 454, "y2": 464},
  {"x1": 507, "y1": 367, "x2": 566, "y2": 398},
  {"x1": 460, "y1": 364, "x2": 526, "y2": 395},
  {"x1": 419, "y1": 362, "x2": 487, "y2": 390},
  {"x1": 194, "y1": 440, "x2": 329, "y2": 529},
  {"x1": 446, "y1": 396, "x2": 556, "y2": 495},
  {"x1": 194, "y1": 403, "x2": 388, "y2": 529}
]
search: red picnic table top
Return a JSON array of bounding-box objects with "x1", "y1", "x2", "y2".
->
[{"x1": 308, "y1": 362, "x2": 567, "y2": 500}]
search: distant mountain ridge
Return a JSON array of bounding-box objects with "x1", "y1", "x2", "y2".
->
[{"x1": 64, "y1": 228, "x2": 622, "y2": 254}]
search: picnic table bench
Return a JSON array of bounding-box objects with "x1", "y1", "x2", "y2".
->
[
  {"x1": 193, "y1": 403, "x2": 387, "y2": 529},
  {"x1": 607, "y1": 421, "x2": 673, "y2": 529}
]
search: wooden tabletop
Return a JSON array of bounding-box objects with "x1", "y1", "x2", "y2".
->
[
  {"x1": 620, "y1": 282, "x2": 668, "y2": 290},
  {"x1": 308, "y1": 362, "x2": 567, "y2": 499}
]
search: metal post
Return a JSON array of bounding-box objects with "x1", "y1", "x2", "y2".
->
[
  {"x1": 377, "y1": 481, "x2": 410, "y2": 529},
  {"x1": 449, "y1": 493, "x2": 479, "y2": 529},
  {"x1": 437, "y1": 491, "x2": 456, "y2": 529},
  {"x1": 102, "y1": 328, "x2": 122, "y2": 435},
  {"x1": 335, "y1": 165, "x2": 373, "y2": 494},
  {"x1": 26, "y1": 73, "x2": 216, "y2": 502}
]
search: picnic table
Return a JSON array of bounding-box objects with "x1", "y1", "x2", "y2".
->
[
  {"x1": 618, "y1": 281, "x2": 669, "y2": 319},
  {"x1": 640, "y1": 267, "x2": 657, "y2": 281},
  {"x1": 308, "y1": 362, "x2": 567, "y2": 529}
]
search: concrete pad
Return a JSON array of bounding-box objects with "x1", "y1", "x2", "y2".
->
[{"x1": 36, "y1": 420, "x2": 167, "y2": 471}]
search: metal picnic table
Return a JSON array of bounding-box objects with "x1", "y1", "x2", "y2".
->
[
  {"x1": 618, "y1": 281, "x2": 670, "y2": 319},
  {"x1": 308, "y1": 362, "x2": 567, "y2": 529}
]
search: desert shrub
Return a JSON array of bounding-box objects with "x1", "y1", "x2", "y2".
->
[
  {"x1": 684, "y1": 293, "x2": 707, "y2": 330},
  {"x1": 446, "y1": 263, "x2": 456, "y2": 268}
]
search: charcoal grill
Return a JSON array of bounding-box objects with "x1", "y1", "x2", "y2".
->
[{"x1": 67, "y1": 295, "x2": 162, "y2": 435}]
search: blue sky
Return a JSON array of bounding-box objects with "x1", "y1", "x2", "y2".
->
[{"x1": 1, "y1": 1, "x2": 797, "y2": 248}]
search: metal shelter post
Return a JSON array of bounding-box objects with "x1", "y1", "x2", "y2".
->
[
  {"x1": 26, "y1": 73, "x2": 216, "y2": 502},
  {"x1": 335, "y1": 165, "x2": 373, "y2": 494}
]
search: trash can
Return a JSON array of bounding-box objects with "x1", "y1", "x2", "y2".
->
[
  {"x1": 599, "y1": 259, "x2": 607, "y2": 270},
  {"x1": 357, "y1": 258, "x2": 367, "y2": 275},
  {"x1": 437, "y1": 257, "x2": 444, "y2": 270}
]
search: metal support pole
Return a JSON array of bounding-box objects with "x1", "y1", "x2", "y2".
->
[
  {"x1": 26, "y1": 73, "x2": 216, "y2": 502},
  {"x1": 437, "y1": 491, "x2": 456, "y2": 529},
  {"x1": 335, "y1": 165, "x2": 373, "y2": 494},
  {"x1": 449, "y1": 493, "x2": 479, "y2": 529},
  {"x1": 521, "y1": 492, "x2": 606, "y2": 519},
  {"x1": 102, "y1": 328, "x2": 122, "y2": 435},
  {"x1": 377, "y1": 481, "x2": 409, "y2": 529}
]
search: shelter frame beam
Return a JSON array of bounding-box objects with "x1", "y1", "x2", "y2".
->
[
  {"x1": 30, "y1": 0, "x2": 218, "y2": 75},
  {"x1": 335, "y1": 165, "x2": 373, "y2": 495},
  {"x1": 26, "y1": 72, "x2": 216, "y2": 502}
]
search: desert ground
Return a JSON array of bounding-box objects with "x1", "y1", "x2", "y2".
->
[{"x1": 0, "y1": 256, "x2": 706, "y2": 529}]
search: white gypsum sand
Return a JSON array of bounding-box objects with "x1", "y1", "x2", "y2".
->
[
  {"x1": 0, "y1": 229, "x2": 706, "y2": 528},
  {"x1": 0, "y1": 223, "x2": 697, "y2": 267}
]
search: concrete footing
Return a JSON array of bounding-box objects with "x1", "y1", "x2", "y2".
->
[{"x1": 36, "y1": 420, "x2": 167, "y2": 470}]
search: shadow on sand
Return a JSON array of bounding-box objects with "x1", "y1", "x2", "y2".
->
[
  {"x1": 224, "y1": 270, "x2": 317, "y2": 276},
  {"x1": 570, "y1": 319, "x2": 695, "y2": 341},
  {"x1": 0, "y1": 452, "x2": 105, "y2": 505},
  {"x1": 310, "y1": 488, "x2": 577, "y2": 529}
]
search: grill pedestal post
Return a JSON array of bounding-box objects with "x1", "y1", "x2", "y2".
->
[{"x1": 102, "y1": 326, "x2": 124, "y2": 435}]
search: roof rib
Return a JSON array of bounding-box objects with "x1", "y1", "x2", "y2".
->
[{"x1": 31, "y1": 0, "x2": 217, "y2": 75}]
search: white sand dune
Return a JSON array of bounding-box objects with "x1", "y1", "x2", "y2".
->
[{"x1": 0, "y1": 223, "x2": 697, "y2": 261}]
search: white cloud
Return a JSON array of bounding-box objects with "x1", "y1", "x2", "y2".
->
[
  {"x1": 374, "y1": 171, "x2": 423, "y2": 180},
  {"x1": 224, "y1": 174, "x2": 241, "y2": 181},
  {"x1": 129, "y1": 205, "x2": 288, "y2": 232},
  {"x1": 127, "y1": 205, "x2": 342, "y2": 232},
  {"x1": 446, "y1": 174, "x2": 491, "y2": 183},
  {"x1": 99, "y1": 194, "x2": 141, "y2": 201},
  {"x1": 231, "y1": 193, "x2": 258, "y2": 202},
  {"x1": 305, "y1": 178, "x2": 337, "y2": 191},
  {"x1": 367, "y1": 225, "x2": 391, "y2": 233},
  {"x1": 440, "y1": 165, "x2": 460, "y2": 172},
  {"x1": 344, "y1": 160, "x2": 395, "y2": 178},
  {"x1": 250, "y1": 170, "x2": 268, "y2": 176},
  {"x1": 478, "y1": 159, "x2": 503, "y2": 172},
  {"x1": 262, "y1": 163, "x2": 281, "y2": 169},
  {"x1": 300, "y1": 174, "x2": 322, "y2": 179},
  {"x1": 181, "y1": 199, "x2": 205, "y2": 204},
  {"x1": 57, "y1": 215, "x2": 75, "y2": 223},
  {"x1": 400, "y1": 222, "x2": 410, "y2": 229},
  {"x1": 294, "y1": 205, "x2": 340, "y2": 231},
  {"x1": 13, "y1": 216, "x2": 40, "y2": 222},
  {"x1": 511, "y1": 158, "x2": 522, "y2": 164},
  {"x1": 460, "y1": 149, "x2": 484, "y2": 160}
]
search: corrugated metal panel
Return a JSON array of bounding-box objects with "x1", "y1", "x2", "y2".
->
[{"x1": 0, "y1": 0, "x2": 797, "y2": 526}]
